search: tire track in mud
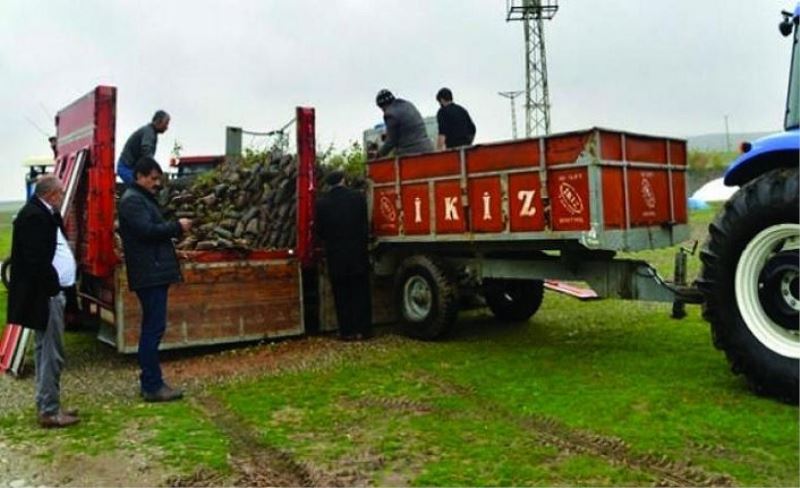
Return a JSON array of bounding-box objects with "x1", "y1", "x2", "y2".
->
[
  {"x1": 178, "y1": 395, "x2": 361, "y2": 487},
  {"x1": 414, "y1": 371, "x2": 736, "y2": 487}
]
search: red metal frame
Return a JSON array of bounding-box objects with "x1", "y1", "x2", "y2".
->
[
  {"x1": 295, "y1": 107, "x2": 316, "y2": 268},
  {"x1": 0, "y1": 325, "x2": 22, "y2": 372},
  {"x1": 55, "y1": 86, "x2": 118, "y2": 278}
]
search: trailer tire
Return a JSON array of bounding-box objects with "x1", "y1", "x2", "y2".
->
[
  {"x1": 395, "y1": 255, "x2": 458, "y2": 340},
  {"x1": 1, "y1": 257, "x2": 10, "y2": 289},
  {"x1": 697, "y1": 167, "x2": 799, "y2": 403},
  {"x1": 483, "y1": 279, "x2": 544, "y2": 322}
]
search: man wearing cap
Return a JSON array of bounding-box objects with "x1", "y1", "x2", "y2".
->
[
  {"x1": 315, "y1": 171, "x2": 372, "y2": 341},
  {"x1": 374, "y1": 89, "x2": 433, "y2": 158},
  {"x1": 116, "y1": 110, "x2": 171, "y2": 184}
]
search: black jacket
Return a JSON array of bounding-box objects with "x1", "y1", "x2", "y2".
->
[
  {"x1": 118, "y1": 184, "x2": 183, "y2": 291},
  {"x1": 315, "y1": 186, "x2": 369, "y2": 277},
  {"x1": 7, "y1": 197, "x2": 62, "y2": 330},
  {"x1": 437, "y1": 102, "x2": 476, "y2": 148},
  {"x1": 118, "y1": 123, "x2": 158, "y2": 168}
]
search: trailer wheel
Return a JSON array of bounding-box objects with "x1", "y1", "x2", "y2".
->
[
  {"x1": 483, "y1": 279, "x2": 544, "y2": 322},
  {"x1": 697, "y1": 167, "x2": 799, "y2": 403},
  {"x1": 395, "y1": 255, "x2": 458, "y2": 340},
  {"x1": 1, "y1": 257, "x2": 10, "y2": 289}
]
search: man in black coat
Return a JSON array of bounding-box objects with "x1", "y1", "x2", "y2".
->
[
  {"x1": 118, "y1": 157, "x2": 191, "y2": 402},
  {"x1": 7, "y1": 175, "x2": 79, "y2": 428},
  {"x1": 315, "y1": 171, "x2": 372, "y2": 340},
  {"x1": 435, "y1": 87, "x2": 476, "y2": 150}
]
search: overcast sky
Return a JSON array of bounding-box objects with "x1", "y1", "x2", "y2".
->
[{"x1": 0, "y1": 0, "x2": 792, "y2": 201}]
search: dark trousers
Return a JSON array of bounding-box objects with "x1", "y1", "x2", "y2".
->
[
  {"x1": 330, "y1": 272, "x2": 372, "y2": 337},
  {"x1": 135, "y1": 285, "x2": 169, "y2": 394}
]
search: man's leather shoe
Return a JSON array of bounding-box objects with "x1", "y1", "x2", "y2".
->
[
  {"x1": 38, "y1": 412, "x2": 80, "y2": 429},
  {"x1": 142, "y1": 385, "x2": 184, "y2": 403}
]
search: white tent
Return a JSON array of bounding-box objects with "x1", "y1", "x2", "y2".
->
[{"x1": 691, "y1": 177, "x2": 739, "y2": 202}]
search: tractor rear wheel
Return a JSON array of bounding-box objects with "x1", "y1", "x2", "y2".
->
[{"x1": 697, "y1": 167, "x2": 799, "y2": 403}]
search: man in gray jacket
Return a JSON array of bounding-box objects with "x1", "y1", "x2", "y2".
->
[
  {"x1": 375, "y1": 90, "x2": 433, "y2": 158},
  {"x1": 116, "y1": 110, "x2": 170, "y2": 184}
]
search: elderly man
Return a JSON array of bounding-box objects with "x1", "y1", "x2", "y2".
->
[
  {"x1": 116, "y1": 110, "x2": 171, "y2": 184},
  {"x1": 7, "y1": 175, "x2": 79, "y2": 428},
  {"x1": 118, "y1": 156, "x2": 191, "y2": 402}
]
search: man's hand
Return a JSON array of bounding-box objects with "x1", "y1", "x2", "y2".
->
[{"x1": 178, "y1": 218, "x2": 192, "y2": 232}]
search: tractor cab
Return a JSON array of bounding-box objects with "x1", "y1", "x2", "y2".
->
[
  {"x1": 169, "y1": 155, "x2": 224, "y2": 178},
  {"x1": 22, "y1": 156, "x2": 55, "y2": 198},
  {"x1": 780, "y1": 5, "x2": 800, "y2": 131}
]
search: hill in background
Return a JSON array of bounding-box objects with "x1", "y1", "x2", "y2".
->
[
  {"x1": 0, "y1": 201, "x2": 23, "y2": 213},
  {"x1": 687, "y1": 131, "x2": 771, "y2": 151},
  {"x1": 0, "y1": 132, "x2": 778, "y2": 206}
]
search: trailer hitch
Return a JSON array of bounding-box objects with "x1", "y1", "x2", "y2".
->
[{"x1": 671, "y1": 240, "x2": 701, "y2": 318}]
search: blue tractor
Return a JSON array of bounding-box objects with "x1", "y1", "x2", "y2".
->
[{"x1": 697, "y1": 5, "x2": 800, "y2": 402}]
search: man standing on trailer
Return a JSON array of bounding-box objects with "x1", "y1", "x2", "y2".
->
[
  {"x1": 316, "y1": 171, "x2": 372, "y2": 341},
  {"x1": 435, "y1": 87, "x2": 476, "y2": 150},
  {"x1": 7, "y1": 175, "x2": 79, "y2": 428},
  {"x1": 116, "y1": 110, "x2": 171, "y2": 184},
  {"x1": 374, "y1": 89, "x2": 433, "y2": 158},
  {"x1": 118, "y1": 157, "x2": 191, "y2": 402}
]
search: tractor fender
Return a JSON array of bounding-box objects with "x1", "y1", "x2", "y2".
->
[{"x1": 724, "y1": 129, "x2": 800, "y2": 187}]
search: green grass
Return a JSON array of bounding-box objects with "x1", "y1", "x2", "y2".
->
[
  {"x1": 211, "y1": 302, "x2": 797, "y2": 485},
  {"x1": 0, "y1": 204, "x2": 797, "y2": 486}
]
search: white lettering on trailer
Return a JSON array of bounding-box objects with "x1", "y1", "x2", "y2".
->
[
  {"x1": 640, "y1": 177, "x2": 657, "y2": 209},
  {"x1": 517, "y1": 190, "x2": 537, "y2": 217},
  {"x1": 482, "y1": 192, "x2": 492, "y2": 220},
  {"x1": 414, "y1": 197, "x2": 422, "y2": 223},
  {"x1": 444, "y1": 197, "x2": 460, "y2": 221}
]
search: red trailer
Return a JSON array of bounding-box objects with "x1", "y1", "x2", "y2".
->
[
  {"x1": 53, "y1": 86, "x2": 316, "y2": 352},
  {"x1": 366, "y1": 130, "x2": 699, "y2": 339}
]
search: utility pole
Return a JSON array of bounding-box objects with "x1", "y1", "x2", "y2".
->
[
  {"x1": 498, "y1": 91, "x2": 524, "y2": 139},
  {"x1": 506, "y1": 0, "x2": 558, "y2": 137},
  {"x1": 724, "y1": 115, "x2": 731, "y2": 152}
]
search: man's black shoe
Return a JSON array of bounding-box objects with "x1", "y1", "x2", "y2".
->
[{"x1": 142, "y1": 385, "x2": 184, "y2": 403}]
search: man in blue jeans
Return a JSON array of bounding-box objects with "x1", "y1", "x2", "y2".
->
[
  {"x1": 118, "y1": 157, "x2": 191, "y2": 402},
  {"x1": 117, "y1": 111, "x2": 170, "y2": 184}
]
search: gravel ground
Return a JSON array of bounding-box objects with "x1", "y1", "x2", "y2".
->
[
  {"x1": 0, "y1": 328, "x2": 409, "y2": 487},
  {"x1": 0, "y1": 327, "x2": 410, "y2": 415}
]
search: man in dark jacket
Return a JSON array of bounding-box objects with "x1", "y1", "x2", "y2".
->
[
  {"x1": 315, "y1": 171, "x2": 372, "y2": 340},
  {"x1": 436, "y1": 87, "x2": 476, "y2": 150},
  {"x1": 375, "y1": 89, "x2": 434, "y2": 158},
  {"x1": 118, "y1": 157, "x2": 191, "y2": 402},
  {"x1": 116, "y1": 110, "x2": 171, "y2": 184},
  {"x1": 7, "y1": 175, "x2": 79, "y2": 428}
]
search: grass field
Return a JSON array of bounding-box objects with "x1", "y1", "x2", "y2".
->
[{"x1": 0, "y1": 206, "x2": 797, "y2": 486}]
